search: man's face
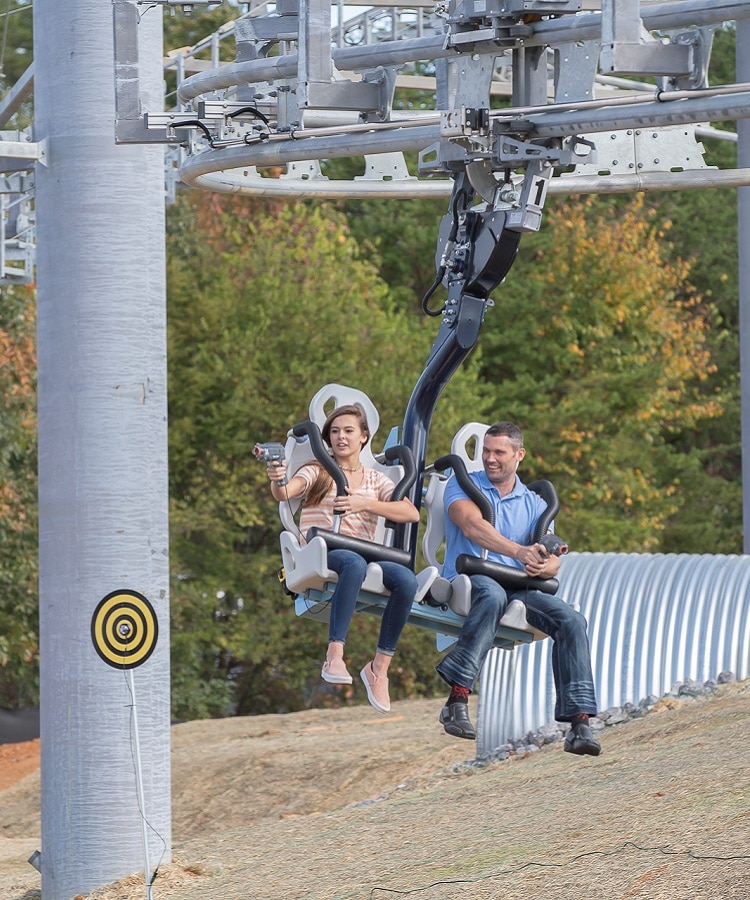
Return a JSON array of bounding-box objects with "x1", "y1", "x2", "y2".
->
[{"x1": 482, "y1": 434, "x2": 525, "y2": 486}]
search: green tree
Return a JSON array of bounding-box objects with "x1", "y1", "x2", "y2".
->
[
  {"x1": 643, "y1": 24, "x2": 742, "y2": 550},
  {"x1": 0, "y1": 284, "x2": 38, "y2": 706},
  {"x1": 166, "y1": 191, "x2": 484, "y2": 718},
  {"x1": 0, "y1": 1, "x2": 33, "y2": 87},
  {"x1": 480, "y1": 196, "x2": 726, "y2": 552}
]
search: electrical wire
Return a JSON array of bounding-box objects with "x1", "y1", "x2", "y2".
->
[
  {"x1": 421, "y1": 182, "x2": 472, "y2": 316},
  {"x1": 368, "y1": 841, "x2": 750, "y2": 897},
  {"x1": 123, "y1": 670, "x2": 168, "y2": 899},
  {"x1": 172, "y1": 118, "x2": 214, "y2": 144},
  {"x1": 227, "y1": 105, "x2": 270, "y2": 126}
]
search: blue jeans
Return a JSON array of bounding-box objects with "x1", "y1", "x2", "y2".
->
[
  {"x1": 327, "y1": 549, "x2": 418, "y2": 655},
  {"x1": 435, "y1": 574, "x2": 598, "y2": 722}
]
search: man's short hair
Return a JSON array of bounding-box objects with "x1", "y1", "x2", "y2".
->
[{"x1": 485, "y1": 421, "x2": 524, "y2": 450}]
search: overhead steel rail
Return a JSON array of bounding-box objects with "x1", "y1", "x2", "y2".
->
[
  {"x1": 136, "y1": 0, "x2": 750, "y2": 200},
  {"x1": 177, "y1": 84, "x2": 750, "y2": 196},
  {"x1": 174, "y1": 0, "x2": 750, "y2": 103}
]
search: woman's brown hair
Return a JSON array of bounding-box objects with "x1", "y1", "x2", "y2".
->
[{"x1": 305, "y1": 404, "x2": 370, "y2": 507}]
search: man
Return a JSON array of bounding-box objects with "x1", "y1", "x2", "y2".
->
[{"x1": 436, "y1": 421, "x2": 601, "y2": 757}]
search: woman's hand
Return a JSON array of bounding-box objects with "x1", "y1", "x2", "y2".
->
[
  {"x1": 333, "y1": 490, "x2": 370, "y2": 515},
  {"x1": 266, "y1": 461, "x2": 287, "y2": 485}
]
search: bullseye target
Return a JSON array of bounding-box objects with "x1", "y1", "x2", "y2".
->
[{"x1": 91, "y1": 590, "x2": 159, "y2": 669}]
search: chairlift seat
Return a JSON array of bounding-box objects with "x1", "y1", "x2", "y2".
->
[
  {"x1": 420, "y1": 422, "x2": 555, "y2": 646},
  {"x1": 278, "y1": 384, "x2": 439, "y2": 620}
]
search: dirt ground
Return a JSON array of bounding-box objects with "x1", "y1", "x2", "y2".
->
[{"x1": 2, "y1": 681, "x2": 750, "y2": 900}]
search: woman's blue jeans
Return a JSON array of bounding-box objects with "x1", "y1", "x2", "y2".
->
[
  {"x1": 327, "y1": 549, "x2": 417, "y2": 655},
  {"x1": 435, "y1": 574, "x2": 598, "y2": 722}
]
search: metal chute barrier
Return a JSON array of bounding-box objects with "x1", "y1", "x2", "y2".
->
[{"x1": 477, "y1": 552, "x2": 750, "y2": 755}]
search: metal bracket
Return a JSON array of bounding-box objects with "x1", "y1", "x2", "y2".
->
[
  {"x1": 114, "y1": 0, "x2": 176, "y2": 144},
  {"x1": 600, "y1": 0, "x2": 692, "y2": 78},
  {"x1": 504, "y1": 158, "x2": 553, "y2": 232},
  {"x1": 445, "y1": 0, "x2": 582, "y2": 50},
  {"x1": 565, "y1": 124, "x2": 715, "y2": 177},
  {"x1": 280, "y1": 160, "x2": 329, "y2": 183},
  {"x1": 0, "y1": 133, "x2": 47, "y2": 170},
  {"x1": 441, "y1": 107, "x2": 491, "y2": 138},
  {"x1": 354, "y1": 153, "x2": 417, "y2": 184},
  {"x1": 665, "y1": 26, "x2": 715, "y2": 91},
  {"x1": 297, "y1": 0, "x2": 385, "y2": 114},
  {"x1": 491, "y1": 131, "x2": 591, "y2": 167}
]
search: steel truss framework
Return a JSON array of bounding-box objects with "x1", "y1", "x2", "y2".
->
[
  {"x1": 112, "y1": 0, "x2": 749, "y2": 205},
  {"x1": 1, "y1": 2, "x2": 747, "y2": 280},
  {"x1": 110, "y1": 0, "x2": 750, "y2": 554}
]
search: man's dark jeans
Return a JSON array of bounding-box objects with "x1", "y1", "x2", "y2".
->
[{"x1": 436, "y1": 574, "x2": 598, "y2": 722}]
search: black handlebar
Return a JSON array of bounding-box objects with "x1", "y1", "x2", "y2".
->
[
  {"x1": 291, "y1": 419, "x2": 415, "y2": 565},
  {"x1": 434, "y1": 454, "x2": 560, "y2": 596},
  {"x1": 292, "y1": 420, "x2": 348, "y2": 499}
]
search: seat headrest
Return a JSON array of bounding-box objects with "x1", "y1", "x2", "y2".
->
[
  {"x1": 450, "y1": 422, "x2": 489, "y2": 473},
  {"x1": 306, "y1": 383, "x2": 382, "y2": 468},
  {"x1": 308, "y1": 383, "x2": 380, "y2": 439}
]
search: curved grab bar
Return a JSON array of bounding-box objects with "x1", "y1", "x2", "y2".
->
[
  {"x1": 291, "y1": 419, "x2": 416, "y2": 567},
  {"x1": 527, "y1": 479, "x2": 560, "y2": 543},
  {"x1": 434, "y1": 454, "x2": 493, "y2": 522},
  {"x1": 292, "y1": 420, "x2": 348, "y2": 499},
  {"x1": 384, "y1": 443, "x2": 417, "y2": 501}
]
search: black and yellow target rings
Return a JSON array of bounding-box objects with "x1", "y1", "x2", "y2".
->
[{"x1": 91, "y1": 589, "x2": 159, "y2": 669}]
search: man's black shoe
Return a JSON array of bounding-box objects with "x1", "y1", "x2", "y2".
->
[
  {"x1": 439, "y1": 702, "x2": 476, "y2": 740},
  {"x1": 564, "y1": 722, "x2": 601, "y2": 757}
]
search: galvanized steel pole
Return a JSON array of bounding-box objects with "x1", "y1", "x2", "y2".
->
[
  {"x1": 34, "y1": 0, "x2": 171, "y2": 895},
  {"x1": 738, "y1": 21, "x2": 750, "y2": 553}
]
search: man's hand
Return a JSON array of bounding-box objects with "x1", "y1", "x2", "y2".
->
[
  {"x1": 520, "y1": 542, "x2": 559, "y2": 578},
  {"x1": 517, "y1": 543, "x2": 546, "y2": 572}
]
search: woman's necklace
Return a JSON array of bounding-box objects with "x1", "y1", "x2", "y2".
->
[{"x1": 341, "y1": 464, "x2": 363, "y2": 473}]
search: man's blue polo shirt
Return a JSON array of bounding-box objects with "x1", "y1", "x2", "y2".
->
[{"x1": 442, "y1": 471, "x2": 547, "y2": 580}]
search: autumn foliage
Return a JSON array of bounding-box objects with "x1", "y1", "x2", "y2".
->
[
  {"x1": 0, "y1": 286, "x2": 38, "y2": 704},
  {"x1": 483, "y1": 196, "x2": 724, "y2": 550}
]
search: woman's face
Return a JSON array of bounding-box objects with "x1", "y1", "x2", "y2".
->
[{"x1": 327, "y1": 414, "x2": 366, "y2": 458}]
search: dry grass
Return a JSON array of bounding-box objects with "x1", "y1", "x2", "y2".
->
[{"x1": 2, "y1": 683, "x2": 750, "y2": 899}]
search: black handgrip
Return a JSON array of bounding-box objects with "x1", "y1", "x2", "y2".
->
[
  {"x1": 384, "y1": 444, "x2": 417, "y2": 501},
  {"x1": 292, "y1": 420, "x2": 348, "y2": 513},
  {"x1": 456, "y1": 554, "x2": 559, "y2": 595},
  {"x1": 383, "y1": 444, "x2": 417, "y2": 533},
  {"x1": 305, "y1": 527, "x2": 412, "y2": 568},
  {"x1": 527, "y1": 479, "x2": 560, "y2": 543},
  {"x1": 434, "y1": 454, "x2": 494, "y2": 524}
]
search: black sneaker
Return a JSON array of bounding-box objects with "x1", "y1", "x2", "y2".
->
[
  {"x1": 439, "y1": 702, "x2": 476, "y2": 740},
  {"x1": 564, "y1": 722, "x2": 601, "y2": 757}
]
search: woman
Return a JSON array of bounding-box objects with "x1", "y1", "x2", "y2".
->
[{"x1": 267, "y1": 403, "x2": 420, "y2": 712}]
